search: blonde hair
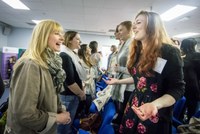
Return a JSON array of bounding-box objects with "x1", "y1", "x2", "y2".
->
[
  {"x1": 127, "y1": 11, "x2": 173, "y2": 76},
  {"x1": 15, "y1": 19, "x2": 63, "y2": 69}
]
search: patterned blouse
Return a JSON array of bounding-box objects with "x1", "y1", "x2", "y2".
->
[{"x1": 119, "y1": 44, "x2": 185, "y2": 134}]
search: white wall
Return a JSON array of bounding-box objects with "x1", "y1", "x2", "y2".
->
[
  {"x1": 1, "y1": 27, "x2": 119, "y2": 69},
  {"x1": 80, "y1": 34, "x2": 119, "y2": 47},
  {"x1": 6, "y1": 27, "x2": 119, "y2": 49},
  {"x1": 7, "y1": 28, "x2": 32, "y2": 49}
]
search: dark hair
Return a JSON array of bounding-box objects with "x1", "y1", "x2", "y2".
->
[
  {"x1": 64, "y1": 31, "x2": 78, "y2": 47},
  {"x1": 180, "y1": 38, "x2": 197, "y2": 54},
  {"x1": 115, "y1": 25, "x2": 119, "y2": 34},
  {"x1": 78, "y1": 44, "x2": 92, "y2": 67},
  {"x1": 89, "y1": 41, "x2": 98, "y2": 54}
]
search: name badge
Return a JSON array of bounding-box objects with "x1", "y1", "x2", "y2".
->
[{"x1": 153, "y1": 57, "x2": 167, "y2": 74}]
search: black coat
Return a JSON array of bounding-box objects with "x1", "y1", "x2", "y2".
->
[{"x1": 183, "y1": 52, "x2": 200, "y2": 100}]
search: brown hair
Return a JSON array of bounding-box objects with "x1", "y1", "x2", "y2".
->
[
  {"x1": 119, "y1": 21, "x2": 132, "y2": 32},
  {"x1": 127, "y1": 11, "x2": 173, "y2": 76},
  {"x1": 64, "y1": 31, "x2": 78, "y2": 47},
  {"x1": 89, "y1": 41, "x2": 98, "y2": 54},
  {"x1": 78, "y1": 44, "x2": 93, "y2": 67}
]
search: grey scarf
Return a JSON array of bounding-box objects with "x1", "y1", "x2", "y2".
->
[{"x1": 45, "y1": 48, "x2": 66, "y2": 93}]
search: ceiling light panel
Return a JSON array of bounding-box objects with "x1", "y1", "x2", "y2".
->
[
  {"x1": 2, "y1": 0, "x2": 30, "y2": 10},
  {"x1": 161, "y1": 5, "x2": 197, "y2": 21},
  {"x1": 173, "y1": 32, "x2": 200, "y2": 38}
]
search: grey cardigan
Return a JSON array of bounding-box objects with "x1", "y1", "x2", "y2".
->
[{"x1": 112, "y1": 38, "x2": 135, "y2": 102}]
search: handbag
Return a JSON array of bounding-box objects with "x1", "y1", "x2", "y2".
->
[
  {"x1": 79, "y1": 113, "x2": 101, "y2": 133},
  {"x1": 177, "y1": 117, "x2": 200, "y2": 134}
]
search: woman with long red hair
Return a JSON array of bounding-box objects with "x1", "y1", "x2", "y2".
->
[{"x1": 104, "y1": 11, "x2": 185, "y2": 134}]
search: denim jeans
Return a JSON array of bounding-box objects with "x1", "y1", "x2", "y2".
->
[{"x1": 57, "y1": 95, "x2": 79, "y2": 134}]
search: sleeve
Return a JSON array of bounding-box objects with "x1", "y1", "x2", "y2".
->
[
  {"x1": 60, "y1": 52, "x2": 76, "y2": 86},
  {"x1": 96, "y1": 53, "x2": 102, "y2": 67},
  {"x1": 118, "y1": 66, "x2": 130, "y2": 75},
  {"x1": 10, "y1": 60, "x2": 50, "y2": 132},
  {"x1": 193, "y1": 53, "x2": 200, "y2": 79},
  {"x1": 162, "y1": 46, "x2": 185, "y2": 101}
]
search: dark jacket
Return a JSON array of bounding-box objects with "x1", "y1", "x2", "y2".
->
[
  {"x1": 183, "y1": 52, "x2": 200, "y2": 100},
  {"x1": 59, "y1": 52, "x2": 83, "y2": 95}
]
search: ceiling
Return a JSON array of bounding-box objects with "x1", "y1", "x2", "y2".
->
[{"x1": 0, "y1": 0, "x2": 200, "y2": 37}]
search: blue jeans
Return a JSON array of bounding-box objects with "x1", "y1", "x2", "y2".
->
[{"x1": 57, "y1": 95, "x2": 79, "y2": 134}]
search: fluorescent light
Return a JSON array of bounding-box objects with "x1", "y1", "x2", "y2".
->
[
  {"x1": 178, "y1": 16, "x2": 190, "y2": 22},
  {"x1": 161, "y1": 5, "x2": 197, "y2": 21},
  {"x1": 2, "y1": 0, "x2": 30, "y2": 10},
  {"x1": 173, "y1": 33, "x2": 200, "y2": 38},
  {"x1": 32, "y1": 20, "x2": 41, "y2": 24}
]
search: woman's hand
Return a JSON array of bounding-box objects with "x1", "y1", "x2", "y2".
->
[
  {"x1": 132, "y1": 103, "x2": 158, "y2": 121},
  {"x1": 56, "y1": 111, "x2": 71, "y2": 124},
  {"x1": 103, "y1": 77, "x2": 118, "y2": 85}
]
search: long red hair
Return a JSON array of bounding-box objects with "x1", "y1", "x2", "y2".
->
[{"x1": 127, "y1": 11, "x2": 173, "y2": 76}]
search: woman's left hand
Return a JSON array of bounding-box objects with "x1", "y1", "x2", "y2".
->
[{"x1": 132, "y1": 103, "x2": 158, "y2": 121}]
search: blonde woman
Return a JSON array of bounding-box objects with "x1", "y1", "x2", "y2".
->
[{"x1": 5, "y1": 20, "x2": 70, "y2": 134}]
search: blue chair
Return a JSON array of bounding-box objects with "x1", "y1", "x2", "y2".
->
[
  {"x1": 98, "y1": 101, "x2": 116, "y2": 134},
  {"x1": 193, "y1": 110, "x2": 200, "y2": 118},
  {"x1": 99, "y1": 124, "x2": 114, "y2": 134},
  {"x1": 172, "y1": 96, "x2": 186, "y2": 133},
  {"x1": 78, "y1": 74, "x2": 116, "y2": 134},
  {"x1": 95, "y1": 74, "x2": 109, "y2": 92},
  {"x1": 173, "y1": 96, "x2": 186, "y2": 120}
]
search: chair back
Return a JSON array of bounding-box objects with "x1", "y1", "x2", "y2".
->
[{"x1": 173, "y1": 96, "x2": 186, "y2": 120}]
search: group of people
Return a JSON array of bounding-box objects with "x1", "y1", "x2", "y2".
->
[{"x1": 3, "y1": 10, "x2": 200, "y2": 134}]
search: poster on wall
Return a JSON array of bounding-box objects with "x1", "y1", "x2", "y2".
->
[
  {"x1": 1, "y1": 47, "x2": 18, "y2": 81},
  {"x1": 18, "y1": 48, "x2": 26, "y2": 58}
]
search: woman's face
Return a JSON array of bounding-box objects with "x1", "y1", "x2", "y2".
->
[
  {"x1": 118, "y1": 25, "x2": 130, "y2": 41},
  {"x1": 114, "y1": 31, "x2": 120, "y2": 40},
  {"x1": 70, "y1": 34, "x2": 81, "y2": 49},
  {"x1": 86, "y1": 46, "x2": 91, "y2": 55},
  {"x1": 48, "y1": 31, "x2": 64, "y2": 52},
  {"x1": 133, "y1": 14, "x2": 148, "y2": 42}
]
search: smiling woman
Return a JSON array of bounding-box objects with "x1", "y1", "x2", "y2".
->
[
  {"x1": 48, "y1": 30, "x2": 64, "y2": 52},
  {"x1": 4, "y1": 20, "x2": 71, "y2": 134},
  {"x1": 58, "y1": 31, "x2": 87, "y2": 134},
  {"x1": 104, "y1": 11, "x2": 185, "y2": 134}
]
